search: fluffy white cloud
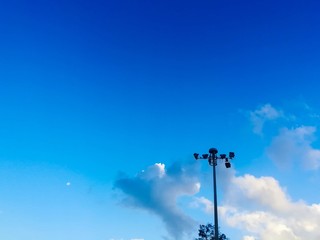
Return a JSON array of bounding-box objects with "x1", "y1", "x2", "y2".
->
[
  {"x1": 267, "y1": 126, "x2": 320, "y2": 170},
  {"x1": 249, "y1": 104, "x2": 283, "y2": 134},
  {"x1": 196, "y1": 173, "x2": 320, "y2": 240},
  {"x1": 114, "y1": 162, "x2": 200, "y2": 240}
]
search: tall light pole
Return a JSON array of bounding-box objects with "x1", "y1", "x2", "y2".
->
[{"x1": 193, "y1": 148, "x2": 235, "y2": 240}]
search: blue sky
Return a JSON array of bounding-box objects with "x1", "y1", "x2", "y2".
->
[{"x1": 1, "y1": 0, "x2": 320, "y2": 239}]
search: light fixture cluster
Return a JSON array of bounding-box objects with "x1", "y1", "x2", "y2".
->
[{"x1": 193, "y1": 148, "x2": 235, "y2": 168}]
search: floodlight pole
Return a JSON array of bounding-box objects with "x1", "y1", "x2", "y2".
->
[
  {"x1": 211, "y1": 154, "x2": 219, "y2": 240},
  {"x1": 193, "y1": 148, "x2": 235, "y2": 240}
]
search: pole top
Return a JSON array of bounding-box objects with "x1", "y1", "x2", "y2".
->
[{"x1": 209, "y1": 148, "x2": 218, "y2": 154}]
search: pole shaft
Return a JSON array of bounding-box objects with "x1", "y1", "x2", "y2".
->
[{"x1": 213, "y1": 162, "x2": 219, "y2": 240}]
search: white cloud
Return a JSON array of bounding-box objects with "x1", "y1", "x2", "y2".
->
[
  {"x1": 267, "y1": 126, "x2": 320, "y2": 170},
  {"x1": 196, "y1": 173, "x2": 320, "y2": 240},
  {"x1": 249, "y1": 104, "x2": 283, "y2": 134},
  {"x1": 242, "y1": 236, "x2": 255, "y2": 240},
  {"x1": 114, "y1": 162, "x2": 200, "y2": 240},
  {"x1": 192, "y1": 196, "x2": 214, "y2": 214}
]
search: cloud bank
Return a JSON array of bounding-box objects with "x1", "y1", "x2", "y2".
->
[
  {"x1": 114, "y1": 162, "x2": 200, "y2": 240},
  {"x1": 194, "y1": 173, "x2": 320, "y2": 240},
  {"x1": 114, "y1": 103, "x2": 320, "y2": 240}
]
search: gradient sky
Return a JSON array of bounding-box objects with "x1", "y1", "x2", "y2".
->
[{"x1": 1, "y1": 1, "x2": 320, "y2": 240}]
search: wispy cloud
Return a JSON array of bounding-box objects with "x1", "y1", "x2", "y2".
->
[
  {"x1": 266, "y1": 126, "x2": 320, "y2": 170},
  {"x1": 246, "y1": 103, "x2": 320, "y2": 170},
  {"x1": 249, "y1": 104, "x2": 283, "y2": 135},
  {"x1": 114, "y1": 162, "x2": 200, "y2": 240}
]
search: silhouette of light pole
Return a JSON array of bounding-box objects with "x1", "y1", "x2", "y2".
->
[{"x1": 193, "y1": 148, "x2": 235, "y2": 240}]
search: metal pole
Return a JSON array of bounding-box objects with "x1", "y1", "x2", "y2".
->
[
  {"x1": 212, "y1": 159, "x2": 219, "y2": 240},
  {"x1": 194, "y1": 148, "x2": 235, "y2": 240}
]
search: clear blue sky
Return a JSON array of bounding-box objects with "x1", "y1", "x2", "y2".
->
[{"x1": 1, "y1": 1, "x2": 320, "y2": 240}]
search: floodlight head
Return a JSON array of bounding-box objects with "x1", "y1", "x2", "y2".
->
[
  {"x1": 229, "y1": 152, "x2": 235, "y2": 159},
  {"x1": 209, "y1": 148, "x2": 218, "y2": 154},
  {"x1": 220, "y1": 154, "x2": 226, "y2": 159},
  {"x1": 193, "y1": 153, "x2": 200, "y2": 160},
  {"x1": 202, "y1": 154, "x2": 209, "y2": 159},
  {"x1": 225, "y1": 161, "x2": 231, "y2": 168}
]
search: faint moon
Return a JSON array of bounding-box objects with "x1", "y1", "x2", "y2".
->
[{"x1": 66, "y1": 182, "x2": 71, "y2": 186}]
